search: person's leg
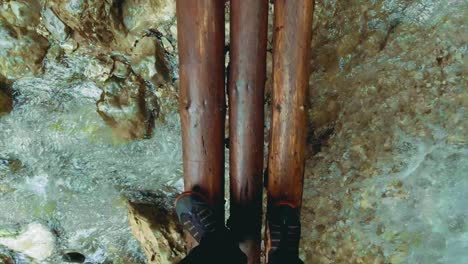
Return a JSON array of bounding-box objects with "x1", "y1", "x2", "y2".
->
[
  {"x1": 228, "y1": 0, "x2": 269, "y2": 262},
  {"x1": 180, "y1": 229, "x2": 247, "y2": 264},
  {"x1": 175, "y1": 0, "x2": 226, "y2": 226},
  {"x1": 266, "y1": 0, "x2": 315, "y2": 262},
  {"x1": 176, "y1": 192, "x2": 247, "y2": 264}
]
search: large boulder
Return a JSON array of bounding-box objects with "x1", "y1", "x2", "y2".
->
[
  {"x1": 0, "y1": 223, "x2": 55, "y2": 262},
  {"x1": 125, "y1": 189, "x2": 186, "y2": 264},
  {"x1": 44, "y1": 0, "x2": 125, "y2": 48},
  {"x1": 97, "y1": 71, "x2": 159, "y2": 140},
  {"x1": 38, "y1": 0, "x2": 177, "y2": 139}
]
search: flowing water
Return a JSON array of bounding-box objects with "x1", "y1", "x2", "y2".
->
[{"x1": 1, "y1": 56, "x2": 183, "y2": 263}]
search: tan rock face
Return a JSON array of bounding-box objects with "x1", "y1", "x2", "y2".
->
[
  {"x1": 301, "y1": 1, "x2": 467, "y2": 263},
  {"x1": 97, "y1": 73, "x2": 159, "y2": 140},
  {"x1": 0, "y1": 0, "x2": 41, "y2": 28},
  {"x1": 122, "y1": 0, "x2": 175, "y2": 34},
  {"x1": 38, "y1": 0, "x2": 177, "y2": 139},
  {"x1": 131, "y1": 36, "x2": 171, "y2": 85},
  {"x1": 45, "y1": 0, "x2": 125, "y2": 47},
  {"x1": 0, "y1": 1, "x2": 49, "y2": 79},
  {"x1": 0, "y1": 0, "x2": 178, "y2": 139},
  {"x1": 126, "y1": 189, "x2": 186, "y2": 264}
]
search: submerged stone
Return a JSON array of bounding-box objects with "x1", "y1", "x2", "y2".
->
[{"x1": 0, "y1": 223, "x2": 55, "y2": 261}]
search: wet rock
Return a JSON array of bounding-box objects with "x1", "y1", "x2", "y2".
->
[
  {"x1": 0, "y1": 0, "x2": 41, "y2": 29},
  {"x1": 45, "y1": 0, "x2": 125, "y2": 48},
  {"x1": 0, "y1": 1, "x2": 49, "y2": 79},
  {"x1": 161, "y1": 37, "x2": 173, "y2": 53},
  {"x1": 0, "y1": 90, "x2": 12, "y2": 116},
  {"x1": 0, "y1": 73, "x2": 13, "y2": 114},
  {"x1": 0, "y1": 254, "x2": 14, "y2": 264},
  {"x1": 0, "y1": 223, "x2": 55, "y2": 261},
  {"x1": 35, "y1": 1, "x2": 177, "y2": 137},
  {"x1": 131, "y1": 37, "x2": 159, "y2": 82},
  {"x1": 97, "y1": 74, "x2": 159, "y2": 140},
  {"x1": 131, "y1": 36, "x2": 171, "y2": 85},
  {"x1": 122, "y1": 0, "x2": 175, "y2": 34},
  {"x1": 0, "y1": 248, "x2": 18, "y2": 264},
  {"x1": 42, "y1": 8, "x2": 71, "y2": 42},
  {"x1": 111, "y1": 60, "x2": 130, "y2": 79},
  {"x1": 125, "y1": 189, "x2": 185, "y2": 264},
  {"x1": 0, "y1": 157, "x2": 22, "y2": 174},
  {"x1": 301, "y1": 0, "x2": 467, "y2": 262}
]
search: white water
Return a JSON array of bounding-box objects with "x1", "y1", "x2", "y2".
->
[
  {"x1": 347, "y1": 134, "x2": 468, "y2": 264},
  {"x1": 0, "y1": 56, "x2": 183, "y2": 263}
]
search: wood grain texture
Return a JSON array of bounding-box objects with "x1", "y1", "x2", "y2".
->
[
  {"x1": 176, "y1": 0, "x2": 226, "y2": 221},
  {"x1": 267, "y1": 0, "x2": 314, "y2": 209},
  {"x1": 265, "y1": 1, "x2": 314, "y2": 261},
  {"x1": 228, "y1": 0, "x2": 269, "y2": 263}
]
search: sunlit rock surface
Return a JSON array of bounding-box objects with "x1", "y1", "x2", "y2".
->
[
  {"x1": 0, "y1": 0, "x2": 466, "y2": 263},
  {"x1": 126, "y1": 189, "x2": 185, "y2": 264},
  {"x1": 0, "y1": 1, "x2": 48, "y2": 79},
  {"x1": 97, "y1": 73, "x2": 158, "y2": 140}
]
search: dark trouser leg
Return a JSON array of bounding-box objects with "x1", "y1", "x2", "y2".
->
[
  {"x1": 180, "y1": 228, "x2": 247, "y2": 264},
  {"x1": 268, "y1": 249, "x2": 304, "y2": 264}
]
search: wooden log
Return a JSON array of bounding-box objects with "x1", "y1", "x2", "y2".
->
[
  {"x1": 228, "y1": 0, "x2": 269, "y2": 263},
  {"x1": 267, "y1": 0, "x2": 314, "y2": 213},
  {"x1": 265, "y1": 1, "x2": 314, "y2": 260},
  {"x1": 267, "y1": 0, "x2": 314, "y2": 207},
  {"x1": 176, "y1": 0, "x2": 226, "y2": 222}
]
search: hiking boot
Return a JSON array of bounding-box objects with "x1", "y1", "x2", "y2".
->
[
  {"x1": 266, "y1": 202, "x2": 301, "y2": 262},
  {"x1": 175, "y1": 192, "x2": 219, "y2": 243}
]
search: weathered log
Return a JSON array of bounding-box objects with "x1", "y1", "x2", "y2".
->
[
  {"x1": 266, "y1": 0, "x2": 314, "y2": 258},
  {"x1": 228, "y1": 0, "x2": 269, "y2": 263},
  {"x1": 176, "y1": 0, "x2": 226, "y2": 223}
]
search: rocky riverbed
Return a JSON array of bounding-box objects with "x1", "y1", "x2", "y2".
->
[{"x1": 1, "y1": 0, "x2": 466, "y2": 263}]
